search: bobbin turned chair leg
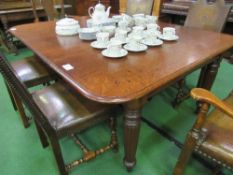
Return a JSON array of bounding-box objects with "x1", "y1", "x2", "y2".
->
[
  {"x1": 212, "y1": 165, "x2": 222, "y2": 175},
  {"x1": 66, "y1": 116, "x2": 118, "y2": 172},
  {"x1": 109, "y1": 116, "x2": 119, "y2": 152},
  {"x1": 172, "y1": 78, "x2": 190, "y2": 107}
]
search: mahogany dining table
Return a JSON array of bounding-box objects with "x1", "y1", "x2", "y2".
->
[{"x1": 9, "y1": 16, "x2": 233, "y2": 171}]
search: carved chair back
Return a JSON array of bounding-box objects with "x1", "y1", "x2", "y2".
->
[
  {"x1": 184, "y1": 0, "x2": 231, "y2": 32},
  {"x1": 31, "y1": 0, "x2": 65, "y2": 21},
  {"x1": 119, "y1": 0, "x2": 162, "y2": 16},
  {"x1": 0, "y1": 53, "x2": 53, "y2": 133}
]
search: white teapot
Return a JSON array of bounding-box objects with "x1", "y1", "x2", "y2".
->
[{"x1": 88, "y1": 2, "x2": 111, "y2": 24}]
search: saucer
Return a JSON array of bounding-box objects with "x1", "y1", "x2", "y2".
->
[
  {"x1": 123, "y1": 43, "x2": 148, "y2": 52},
  {"x1": 91, "y1": 41, "x2": 109, "y2": 49},
  {"x1": 141, "y1": 39, "x2": 163, "y2": 46},
  {"x1": 159, "y1": 34, "x2": 179, "y2": 41},
  {"x1": 102, "y1": 49, "x2": 128, "y2": 58},
  {"x1": 110, "y1": 38, "x2": 128, "y2": 44},
  {"x1": 143, "y1": 30, "x2": 161, "y2": 38}
]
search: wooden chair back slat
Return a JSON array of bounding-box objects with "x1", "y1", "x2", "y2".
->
[
  {"x1": 31, "y1": 0, "x2": 65, "y2": 21},
  {"x1": 119, "y1": 0, "x2": 162, "y2": 16},
  {"x1": 152, "y1": 0, "x2": 162, "y2": 16},
  {"x1": 126, "y1": 0, "x2": 154, "y2": 15}
]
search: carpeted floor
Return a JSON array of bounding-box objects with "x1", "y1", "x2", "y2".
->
[{"x1": 0, "y1": 48, "x2": 232, "y2": 175}]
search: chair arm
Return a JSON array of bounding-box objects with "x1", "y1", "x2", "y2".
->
[{"x1": 191, "y1": 88, "x2": 233, "y2": 118}]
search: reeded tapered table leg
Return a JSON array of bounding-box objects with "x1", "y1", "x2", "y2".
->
[
  {"x1": 123, "y1": 100, "x2": 142, "y2": 171},
  {"x1": 196, "y1": 57, "x2": 222, "y2": 112}
]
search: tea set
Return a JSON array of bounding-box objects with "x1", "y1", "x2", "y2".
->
[{"x1": 55, "y1": 2, "x2": 179, "y2": 58}]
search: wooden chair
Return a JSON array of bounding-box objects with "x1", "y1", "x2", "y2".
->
[
  {"x1": 31, "y1": 0, "x2": 65, "y2": 21},
  {"x1": 173, "y1": 88, "x2": 233, "y2": 175},
  {"x1": 0, "y1": 53, "x2": 119, "y2": 175},
  {"x1": 119, "y1": 0, "x2": 162, "y2": 16},
  {"x1": 172, "y1": 0, "x2": 231, "y2": 107},
  {"x1": 5, "y1": 55, "x2": 56, "y2": 126},
  {"x1": 0, "y1": 29, "x2": 11, "y2": 53},
  {"x1": 5, "y1": 0, "x2": 66, "y2": 128},
  {"x1": 0, "y1": 1, "x2": 29, "y2": 54}
]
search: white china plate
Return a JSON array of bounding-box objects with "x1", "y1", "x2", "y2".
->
[
  {"x1": 159, "y1": 34, "x2": 179, "y2": 41},
  {"x1": 102, "y1": 49, "x2": 128, "y2": 58},
  {"x1": 123, "y1": 43, "x2": 148, "y2": 52},
  {"x1": 91, "y1": 41, "x2": 109, "y2": 49},
  {"x1": 141, "y1": 39, "x2": 163, "y2": 46}
]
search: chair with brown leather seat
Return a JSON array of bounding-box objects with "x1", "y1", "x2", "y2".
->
[
  {"x1": 173, "y1": 88, "x2": 233, "y2": 175},
  {"x1": 5, "y1": 54, "x2": 56, "y2": 126},
  {"x1": 119, "y1": 0, "x2": 162, "y2": 16},
  {"x1": 172, "y1": 0, "x2": 231, "y2": 107},
  {"x1": 6, "y1": 0, "x2": 66, "y2": 128},
  {"x1": 0, "y1": 53, "x2": 119, "y2": 175}
]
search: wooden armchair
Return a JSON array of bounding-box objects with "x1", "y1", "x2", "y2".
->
[
  {"x1": 172, "y1": 0, "x2": 231, "y2": 107},
  {"x1": 0, "y1": 53, "x2": 119, "y2": 175},
  {"x1": 119, "y1": 0, "x2": 162, "y2": 16},
  {"x1": 173, "y1": 88, "x2": 233, "y2": 175}
]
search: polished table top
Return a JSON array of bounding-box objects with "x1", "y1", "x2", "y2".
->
[{"x1": 10, "y1": 17, "x2": 233, "y2": 104}]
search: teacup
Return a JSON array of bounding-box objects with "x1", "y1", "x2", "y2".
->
[
  {"x1": 112, "y1": 15, "x2": 123, "y2": 22},
  {"x1": 143, "y1": 36, "x2": 157, "y2": 44},
  {"x1": 147, "y1": 23, "x2": 160, "y2": 31},
  {"x1": 96, "y1": 32, "x2": 109, "y2": 45},
  {"x1": 118, "y1": 20, "x2": 129, "y2": 30},
  {"x1": 122, "y1": 14, "x2": 134, "y2": 27},
  {"x1": 145, "y1": 15, "x2": 158, "y2": 24},
  {"x1": 163, "y1": 27, "x2": 176, "y2": 38},
  {"x1": 134, "y1": 17, "x2": 147, "y2": 27},
  {"x1": 132, "y1": 26, "x2": 144, "y2": 36},
  {"x1": 115, "y1": 29, "x2": 128, "y2": 42},
  {"x1": 144, "y1": 29, "x2": 158, "y2": 38},
  {"x1": 107, "y1": 41, "x2": 122, "y2": 55},
  {"x1": 101, "y1": 26, "x2": 116, "y2": 37},
  {"x1": 128, "y1": 35, "x2": 142, "y2": 50}
]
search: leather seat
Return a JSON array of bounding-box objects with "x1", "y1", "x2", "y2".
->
[
  {"x1": 199, "y1": 94, "x2": 233, "y2": 168},
  {"x1": 32, "y1": 83, "x2": 114, "y2": 137},
  {"x1": 11, "y1": 56, "x2": 53, "y2": 87}
]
